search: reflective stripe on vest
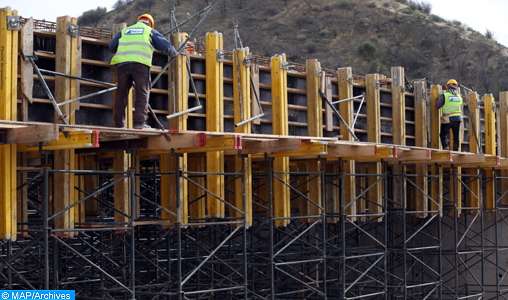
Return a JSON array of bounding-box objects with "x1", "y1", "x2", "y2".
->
[
  {"x1": 111, "y1": 23, "x2": 154, "y2": 67},
  {"x1": 442, "y1": 92, "x2": 462, "y2": 117}
]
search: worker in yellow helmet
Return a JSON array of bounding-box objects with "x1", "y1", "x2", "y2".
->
[
  {"x1": 109, "y1": 14, "x2": 178, "y2": 129},
  {"x1": 435, "y1": 79, "x2": 463, "y2": 151},
  {"x1": 182, "y1": 32, "x2": 197, "y2": 55}
]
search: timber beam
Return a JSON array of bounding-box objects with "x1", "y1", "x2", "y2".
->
[{"x1": 0, "y1": 124, "x2": 59, "y2": 144}]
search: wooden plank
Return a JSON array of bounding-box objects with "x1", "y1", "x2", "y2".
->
[
  {"x1": 271, "y1": 54, "x2": 290, "y2": 227},
  {"x1": 205, "y1": 32, "x2": 224, "y2": 219},
  {"x1": 500, "y1": 92, "x2": 508, "y2": 205},
  {"x1": 251, "y1": 64, "x2": 261, "y2": 125},
  {"x1": 3, "y1": 124, "x2": 59, "y2": 144},
  {"x1": 366, "y1": 74, "x2": 382, "y2": 217},
  {"x1": 391, "y1": 67, "x2": 406, "y2": 145},
  {"x1": 484, "y1": 94, "x2": 496, "y2": 212},
  {"x1": 430, "y1": 85, "x2": 442, "y2": 149},
  {"x1": 20, "y1": 18, "x2": 33, "y2": 104},
  {"x1": 324, "y1": 74, "x2": 333, "y2": 131}
]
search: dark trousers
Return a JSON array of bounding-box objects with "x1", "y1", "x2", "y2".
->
[
  {"x1": 114, "y1": 63, "x2": 150, "y2": 127},
  {"x1": 440, "y1": 121, "x2": 462, "y2": 151}
]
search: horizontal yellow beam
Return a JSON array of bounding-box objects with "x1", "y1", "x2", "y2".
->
[
  {"x1": 175, "y1": 135, "x2": 241, "y2": 153},
  {"x1": 428, "y1": 151, "x2": 452, "y2": 163},
  {"x1": 17, "y1": 130, "x2": 99, "y2": 152}
]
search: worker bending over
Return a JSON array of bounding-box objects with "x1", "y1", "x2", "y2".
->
[
  {"x1": 109, "y1": 14, "x2": 178, "y2": 129},
  {"x1": 435, "y1": 79, "x2": 463, "y2": 151}
]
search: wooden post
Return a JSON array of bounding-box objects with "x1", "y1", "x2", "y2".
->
[
  {"x1": 414, "y1": 81, "x2": 428, "y2": 217},
  {"x1": 391, "y1": 67, "x2": 406, "y2": 209},
  {"x1": 484, "y1": 94, "x2": 496, "y2": 212},
  {"x1": 161, "y1": 32, "x2": 189, "y2": 224},
  {"x1": 19, "y1": 17, "x2": 33, "y2": 106},
  {"x1": 338, "y1": 68, "x2": 356, "y2": 220},
  {"x1": 500, "y1": 92, "x2": 508, "y2": 205},
  {"x1": 271, "y1": 54, "x2": 290, "y2": 227},
  {"x1": 430, "y1": 85, "x2": 443, "y2": 214},
  {"x1": 366, "y1": 74, "x2": 382, "y2": 218},
  {"x1": 233, "y1": 47, "x2": 252, "y2": 226},
  {"x1": 205, "y1": 32, "x2": 224, "y2": 219},
  {"x1": 468, "y1": 92, "x2": 481, "y2": 212},
  {"x1": 305, "y1": 59, "x2": 322, "y2": 222}
]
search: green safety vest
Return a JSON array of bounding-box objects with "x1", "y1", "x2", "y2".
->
[
  {"x1": 111, "y1": 23, "x2": 154, "y2": 67},
  {"x1": 442, "y1": 92, "x2": 462, "y2": 117}
]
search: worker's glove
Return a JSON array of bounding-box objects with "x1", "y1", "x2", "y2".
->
[{"x1": 164, "y1": 48, "x2": 179, "y2": 59}]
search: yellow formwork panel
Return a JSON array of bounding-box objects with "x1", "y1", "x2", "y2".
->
[
  {"x1": 233, "y1": 47, "x2": 252, "y2": 226},
  {"x1": 188, "y1": 156, "x2": 206, "y2": 224},
  {"x1": 205, "y1": 32, "x2": 225, "y2": 219},
  {"x1": 271, "y1": 54, "x2": 289, "y2": 227},
  {"x1": 392, "y1": 67, "x2": 406, "y2": 212},
  {"x1": 0, "y1": 7, "x2": 18, "y2": 241},
  {"x1": 113, "y1": 151, "x2": 130, "y2": 225}
]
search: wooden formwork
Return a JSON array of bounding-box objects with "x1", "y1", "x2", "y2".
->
[{"x1": 2, "y1": 12, "x2": 508, "y2": 241}]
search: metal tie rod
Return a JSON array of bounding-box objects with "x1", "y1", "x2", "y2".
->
[
  {"x1": 318, "y1": 88, "x2": 359, "y2": 141},
  {"x1": 31, "y1": 61, "x2": 69, "y2": 139},
  {"x1": 57, "y1": 86, "x2": 117, "y2": 107},
  {"x1": 165, "y1": 54, "x2": 202, "y2": 120},
  {"x1": 151, "y1": 6, "x2": 213, "y2": 88},
  {"x1": 38, "y1": 69, "x2": 116, "y2": 87},
  {"x1": 331, "y1": 94, "x2": 364, "y2": 105},
  {"x1": 162, "y1": 1, "x2": 216, "y2": 36},
  {"x1": 235, "y1": 72, "x2": 265, "y2": 127}
]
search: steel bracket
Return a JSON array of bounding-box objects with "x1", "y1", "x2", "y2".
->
[
  {"x1": 242, "y1": 53, "x2": 252, "y2": 67},
  {"x1": 6, "y1": 15, "x2": 20, "y2": 30},
  {"x1": 376, "y1": 80, "x2": 381, "y2": 89},
  {"x1": 316, "y1": 67, "x2": 322, "y2": 77},
  {"x1": 67, "y1": 22, "x2": 79, "y2": 37},
  {"x1": 216, "y1": 49, "x2": 225, "y2": 62},
  {"x1": 279, "y1": 61, "x2": 289, "y2": 70}
]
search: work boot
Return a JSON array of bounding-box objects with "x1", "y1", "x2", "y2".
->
[
  {"x1": 443, "y1": 146, "x2": 450, "y2": 150},
  {"x1": 133, "y1": 123, "x2": 151, "y2": 129}
]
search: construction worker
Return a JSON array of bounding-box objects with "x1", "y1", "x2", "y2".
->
[
  {"x1": 109, "y1": 14, "x2": 178, "y2": 129},
  {"x1": 182, "y1": 32, "x2": 197, "y2": 54},
  {"x1": 435, "y1": 79, "x2": 463, "y2": 151}
]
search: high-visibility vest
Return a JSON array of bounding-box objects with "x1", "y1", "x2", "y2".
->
[
  {"x1": 111, "y1": 23, "x2": 154, "y2": 67},
  {"x1": 442, "y1": 92, "x2": 462, "y2": 117}
]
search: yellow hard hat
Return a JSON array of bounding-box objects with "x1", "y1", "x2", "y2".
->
[
  {"x1": 445, "y1": 79, "x2": 458, "y2": 89},
  {"x1": 182, "y1": 32, "x2": 189, "y2": 38},
  {"x1": 138, "y1": 14, "x2": 154, "y2": 29}
]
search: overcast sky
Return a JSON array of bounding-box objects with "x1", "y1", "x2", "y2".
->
[{"x1": 4, "y1": 0, "x2": 508, "y2": 47}]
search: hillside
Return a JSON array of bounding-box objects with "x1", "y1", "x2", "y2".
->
[{"x1": 88, "y1": 0, "x2": 508, "y2": 96}]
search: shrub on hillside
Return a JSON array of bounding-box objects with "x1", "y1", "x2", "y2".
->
[
  {"x1": 485, "y1": 29, "x2": 495, "y2": 40},
  {"x1": 356, "y1": 41, "x2": 377, "y2": 60},
  {"x1": 335, "y1": 0, "x2": 354, "y2": 10},
  {"x1": 431, "y1": 14, "x2": 445, "y2": 23},
  {"x1": 319, "y1": 29, "x2": 331, "y2": 37},
  {"x1": 77, "y1": 7, "x2": 107, "y2": 27}
]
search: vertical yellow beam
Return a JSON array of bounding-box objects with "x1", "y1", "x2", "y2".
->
[
  {"x1": 484, "y1": 93, "x2": 496, "y2": 212},
  {"x1": 271, "y1": 54, "x2": 290, "y2": 227},
  {"x1": 17, "y1": 154, "x2": 27, "y2": 237},
  {"x1": 338, "y1": 68, "x2": 356, "y2": 219},
  {"x1": 113, "y1": 152, "x2": 130, "y2": 225},
  {"x1": 366, "y1": 74, "x2": 382, "y2": 217},
  {"x1": 188, "y1": 156, "x2": 205, "y2": 224},
  {"x1": 162, "y1": 32, "x2": 189, "y2": 224},
  {"x1": 467, "y1": 92, "x2": 481, "y2": 212},
  {"x1": 391, "y1": 67, "x2": 406, "y2": 209},
  {"x1": 430, "y1": 85, "x2": 443, "y2": 214},
  {"x1": 233, "y1": 47, "x2": 252, "y2": 226},
  {"x1": 305, "y1": 59, "x2": 322, "y2": 221},
  {"x1": 324, "y1": 74, "x2": 333, "y2": 132},
  {"x1": 74, "y1": 154, "x2": 85, "y2": 226},
  {"x1": 500, "y1": 92, "x2": 508, "y2": 205},
  {"x1": 84, "y1": 155, "x2": 100, "y2": 214},
  {"x1": 205, "y1": 32, "x2": 224, "y2": 219},
  {"x1": 54, "y1": 16, "x2": 76, "y2": 235},
  {"x1": 414, "y1": 81, "x2": 428, "y2": 217}
]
